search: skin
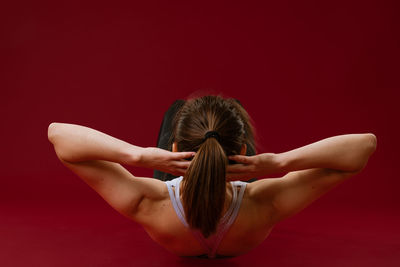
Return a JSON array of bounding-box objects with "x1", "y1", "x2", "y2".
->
[{"x1": 48, "y1": 123, "x2": 377, "y2": 257}]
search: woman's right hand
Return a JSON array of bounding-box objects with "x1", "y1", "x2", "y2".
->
[
  {"x1": 134, "y1": 147, "x2": 195, "y2": 176},
  {"x1": 226, "y1": 153, "x2": 281, "y2": 181}
]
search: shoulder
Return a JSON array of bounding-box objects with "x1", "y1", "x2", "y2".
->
[
  {"x1": 129, "y1": 177, "x2": 175, "y2": 224},
  {"x1": 245, "y1": 169, "x2": 360, "y2": 224},
  {"x1": 245, "y1": 178, "x2": 278, "y2": 200},
  {"x1": 136, "y1": 177, "x2": 170, "y2": 198}
]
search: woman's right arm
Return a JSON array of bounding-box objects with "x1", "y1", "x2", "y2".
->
[
  {"x1": 276, "y1": 133, "x2": 377, "y2": 173},
  {"x1": 231, "y1": 133, "x2": 377, "y2": 225},
  {"x1": 227, "y1": 133, "x2": 377, "y2": 179}
]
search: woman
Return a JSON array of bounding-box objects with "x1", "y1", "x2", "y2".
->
[{"x1": 48, "y1": 95, "x2": 377, "y2": 259}]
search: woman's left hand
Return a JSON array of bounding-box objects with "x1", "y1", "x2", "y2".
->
[
  {"x1": 134, "y1": 147, "x2": 195, "y2": 176},
  {"x1": 226, "y1": 153, "x2": 279, "y2": 181}
]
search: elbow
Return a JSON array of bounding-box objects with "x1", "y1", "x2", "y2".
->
[
  {"x1": 353, "y1": 133, "x2": 377, "y2": 172},
  {"x1": 48, "y1": 122, "x2": 68, "y2": 161},
  {"x1": 48, "y1": 122, "x2": 62, "y2": 144},
  {"x1": 365, "y1": 133, "x2": 377, "y2": 155}
]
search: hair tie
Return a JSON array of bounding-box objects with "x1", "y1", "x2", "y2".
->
[{"x1": 203, "y1": 131, "x2": 221, "y2": 142}]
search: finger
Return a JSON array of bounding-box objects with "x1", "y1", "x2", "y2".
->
[
  {"x1": 175, "y1": 161, "x2": 192, "y2": 169},
  {"x1": 173, "y1": 151, "x2": 196, "y2": 160}
]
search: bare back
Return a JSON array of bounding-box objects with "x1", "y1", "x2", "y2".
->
[{"x1": 128, "y1": 168, "x2": 359, "y2": 257}]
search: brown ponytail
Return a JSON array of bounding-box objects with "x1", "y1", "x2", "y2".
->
[
  {"x1": 182, "y1": 137, "x2": 227, "y2": 237},
  {"x1": 171, "y1": 95, "x2": 255, "y2": 237}
]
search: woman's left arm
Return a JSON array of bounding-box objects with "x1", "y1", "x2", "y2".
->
[
  {"x1": 48, "y1": 122, "x2": 141, "y2": 164},
  {"x1": 48, "y1": 122, "x2": 194, "y2": 175}
]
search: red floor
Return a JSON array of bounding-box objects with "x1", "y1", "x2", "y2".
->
[{"x1": 1, "y1": 191, "x2": 399, "y2": 266}]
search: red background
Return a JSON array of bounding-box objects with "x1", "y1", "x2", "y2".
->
[{"x1": 1, "y1": 1, "x2": 399, "y2": 266}]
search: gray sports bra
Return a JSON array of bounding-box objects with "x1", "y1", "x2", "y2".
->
[{"x1": 165, "y1": 176, "x2": 247, "y2": 258}]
